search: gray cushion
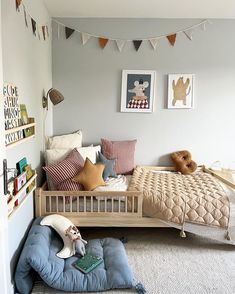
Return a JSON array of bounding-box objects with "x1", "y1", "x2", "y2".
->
[
  {"x1": 15, "y1": 218, "x2": 134, "y2": 294},
  {"x1": 98, "y1": 152, "x2": 117, "y2": 180}
]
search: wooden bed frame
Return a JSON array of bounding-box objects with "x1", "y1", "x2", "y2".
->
[{"x1": 35, "y1": 166, "x2": 234, "y2": 227}]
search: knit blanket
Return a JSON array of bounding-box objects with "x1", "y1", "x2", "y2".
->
[{"x1": 128, "y1": 167, "x2": 230, "y2": 228}]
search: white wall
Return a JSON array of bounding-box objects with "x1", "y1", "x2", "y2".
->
[
  {"x1": 2, "y1": 0, "x2": 52, "y2": 290},
  {"x1": 52, "y1": 18, "x2": 235, "y2": 168}
]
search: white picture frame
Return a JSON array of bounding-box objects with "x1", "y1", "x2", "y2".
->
[
  {"x1": 121, "y1": 70, "x2": 156, "y2": 113},
  {"x1": 167, "y1": 74, "x2": 194, "y2": 109}
]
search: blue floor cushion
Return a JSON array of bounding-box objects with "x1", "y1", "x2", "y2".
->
[{"x1": 15, "y1": 218, "x2": 138, "y2": 294}]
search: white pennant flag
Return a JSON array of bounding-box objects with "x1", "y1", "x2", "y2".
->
[
  {"x1": 200, "y1": 20, "x2": 211, "y2": 31},
  {"x1": 184, "y1": 29, "x2": 195, "y2": 40},
  {"x1": 116, "y1": 40, "x2": 125, "y2": 52},
  {"x1": 81, "y1": 33, "x2": 91, "y2": 45},
  {"x1": 57, "y1": 24, "x2": 60, "y2": 39},
  {"x1": 149, "y1": 39, "x2": 158, "y2": 50}
]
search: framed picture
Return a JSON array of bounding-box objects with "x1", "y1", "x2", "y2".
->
[
  {"x1": 168, "y1": 74, "x2": 194, "y2": 109},
  {"x1": 121, "y1": 70, "x2": 156, "y2": 113}
]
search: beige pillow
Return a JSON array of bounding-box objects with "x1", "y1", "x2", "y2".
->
[
  {"x1": 47, "y1": 130, "x2": 82, "y2": 149},
  {"x1": 45, "y1": 149, "x2": 72, "y2": 166},
  {"x1": 77, "y1": 145, "x2": 101, "y2": 163},
  {"x1": 73, "y1": 158, "x2": 106, "y2": 191}
]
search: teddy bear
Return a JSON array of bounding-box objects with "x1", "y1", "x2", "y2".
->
[
  {"x1": 65, "y1": 225, "x2": 88, "y2": 256},
  {"x1": 172, "y1": 77, "x2": 191, "y2": 106},
  {"x1": 127, "y1": 79, "x2": 149, "y2": 109}
]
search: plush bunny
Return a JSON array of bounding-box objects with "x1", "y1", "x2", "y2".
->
[{"x1": 65, "y1": 225, "x2": 88, "y2": 256}]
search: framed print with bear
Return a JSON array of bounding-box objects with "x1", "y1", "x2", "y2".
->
[
  {"x1": 168, "y1": 74, "x2": 194, "y2": 109},
  {"x1": 121, "y1": 70, "x2": 156, "y2": 113}
]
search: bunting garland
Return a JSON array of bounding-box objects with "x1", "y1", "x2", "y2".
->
[
  {"x1": 15, "y1": 1, "x2": 210, "y2": 50},
  {"x1": 53, "y1": 19, "x2": 211, "y2": 53},
  {"x1": 15, "y1": 0, "x2": 50, "y2": 41}
]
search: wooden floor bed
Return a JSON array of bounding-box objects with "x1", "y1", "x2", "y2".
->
[
  {"x1": 35, "y1": 166, "x2": 175, "y2": 227},
  {"x1": 35, "y1": 166, "x2": 235, "y2": 228}
]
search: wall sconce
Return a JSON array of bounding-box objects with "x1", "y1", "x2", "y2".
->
[{"x1": 42, "y1": 88, "x2": 64, "y2": 110}]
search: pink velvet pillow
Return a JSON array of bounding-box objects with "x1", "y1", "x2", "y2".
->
[
  {"x1": 43, "y1": 148, "x2": 84, "y2": 188},
  {"x1": 101, "y1": 139, "x2": 137, "y2": 174}
]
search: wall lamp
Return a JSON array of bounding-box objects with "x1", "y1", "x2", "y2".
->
[{"x1": 42, "y1": 88, "x2": 64, "y2": 110}]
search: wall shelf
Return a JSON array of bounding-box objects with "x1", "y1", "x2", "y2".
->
[
  {"x1": 8, "y1": 173, "x2": 37, "y2": 218},
  {"x1": 5, "y1": 117, "x2": 36, "y2": 150}
]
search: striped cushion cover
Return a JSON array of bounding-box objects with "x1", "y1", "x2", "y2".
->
[
  {"x1": 43, "y1": 149, "x2": 84, "y2": 188},
  {"x1": 57, "y1": 178, "x2": 83, "y2": 191},
  {"x1": 101, "y1": 139, "x2": 137, "y2": 175}
]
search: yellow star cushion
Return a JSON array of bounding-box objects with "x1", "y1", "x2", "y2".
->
[{"x1": 73, "y1": 158, "x2": 106, "y2": 191}]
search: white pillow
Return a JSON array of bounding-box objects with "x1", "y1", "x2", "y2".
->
[
  {"x1": 47, "y1": 130, "x2": 82, "y2": 149},
  {"x1": 40, "y1": 214, "x2": 76, "y2": 258},
  {"x1": 77, "y1": 145, "x2": 101, "y2": 163},
  {"x1": 45, "y1": 145, "x2": 101, "y2": 166}
]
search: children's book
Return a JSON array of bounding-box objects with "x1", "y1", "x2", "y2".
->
[{"x1": 73, "y1": 254, "x2": 103, "y2": 274}]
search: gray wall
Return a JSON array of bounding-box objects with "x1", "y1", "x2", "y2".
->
[
  {"x1": 52, "y1": 19, "x2": 235, "y2": 168},
  {"x1": 2, "y1": 0, "x2": 52, "y2": 290}
]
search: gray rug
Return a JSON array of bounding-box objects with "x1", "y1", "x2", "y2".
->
[{"x1": 32, "y1": 228, "x2": 235, "y2": 294}]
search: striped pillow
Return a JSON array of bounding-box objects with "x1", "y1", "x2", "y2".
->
[
  {"x1": 101, "y1": 139, "x2": 137, "y2": 175},
  {"x1": 57, "y1": 179, "x2": 83, "y2": 191},
  {"x1": 43, "y1": 149, "x2": 84, "y2": 188}
]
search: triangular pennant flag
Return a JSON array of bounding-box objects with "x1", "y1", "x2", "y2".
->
[
  {"x1": 99, "y1": 38, "x2": 109, "y2": 49},
  {"x1": 37, "y1": 25, "x2": 41, "y2": 40},
  {"x1": 46, "y1": 26, "x2": 49, "y2": 37},
  {"x1": 200, "y1": 21, "x2": 207, "y2": 31},
  {"x1": 65, "y1": 27, "x2": 74, "y2": 39},
  {"x1": 116, "y1": 40, "x2": 125, "y2": 52},
  {"x1": 31, "y1": 18, "x2": 36, "y2": 36},
  {"x1": 24, "y1": 8, "x2": 28, "y2": 27},
  {"x1": 133, "y1": 40, "x2": 142, "y2": 51},
  {"x1": 42, "y1": 26, "x2": 46, "y2": 40},
  {"x1": 16, "y1": 0, "x2": 22, "y2": 10},
  {"x1": 81, "y1": 33, "x2": 91, "y2": 45},
  {"x1": 184, "y1": 29, "x2": 194, "y2": 40},
  {"x1": 149, "y1": 39, "x2": 158, "y2": 50},
  {"x1": 167, "y1": 34, "x2": 177, "y2": 46},
  {"x1": 57, "y1": 24, "x2": 60, "y2": 39}
]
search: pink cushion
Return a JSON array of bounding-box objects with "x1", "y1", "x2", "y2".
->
[
  {"x1": 101, "y1": 139, "x2": 137, "y2": 174},
  {"x1": 43, "y1": 149, "x2": 84, "y2": 188}
]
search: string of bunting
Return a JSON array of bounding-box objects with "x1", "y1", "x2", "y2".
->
[
  {"x1": 15, "y1": 0, "x2": 49, "y2": 41},
  {"x1": 54, "y1": 19, "x2": 211, "y2": 52}
]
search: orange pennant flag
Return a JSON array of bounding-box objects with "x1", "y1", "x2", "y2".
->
[
  {"x1": 16, "y1": 0, "x2": 22, "y2": 10},
  {"x1": 167, "y1": 34, "x2": 177, "y2": 46},
  {"x1": 99, "y1": 38, "x2": 109, "y2": 49}
]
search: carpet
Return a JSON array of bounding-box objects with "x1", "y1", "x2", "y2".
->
[{"x1": 31, "y1": 228, "x2": 235, "y2": 294}]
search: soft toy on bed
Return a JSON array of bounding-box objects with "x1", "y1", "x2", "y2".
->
[
  {"x1": 65, "y1": 225, "x2": 87, "y2": 256},
  {"x1": 171, "y1": 150, "x2": 197, "y2": 175}
]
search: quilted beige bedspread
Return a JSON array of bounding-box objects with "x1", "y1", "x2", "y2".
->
[{"x1": 128, "y1": 167, "x2": 230, "y2": 228}]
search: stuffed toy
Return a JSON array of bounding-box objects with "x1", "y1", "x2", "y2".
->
[
  {"x1": 65, "y1": 225, "x2": 87, "y2": 256},
  {"x1": 40, "y1": 214, "x2": 87, "y2": 258},
  {"x1": 171, "y1": 150, "x2": 197, "y2": 175}
]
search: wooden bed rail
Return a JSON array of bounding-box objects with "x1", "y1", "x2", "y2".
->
[{"x1": 35, "y1": 183, "x2": 143, "y2": 224}]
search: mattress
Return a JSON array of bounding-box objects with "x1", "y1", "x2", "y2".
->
[{"x1": 46, "y1": 175, "x2": 131, "y2": 213}]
